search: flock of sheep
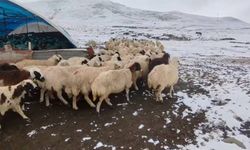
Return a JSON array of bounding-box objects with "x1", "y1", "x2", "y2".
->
[{"x1": 0, "y1": 38, "x2": 179, "y2": 129}]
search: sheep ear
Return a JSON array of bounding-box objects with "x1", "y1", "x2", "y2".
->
[
  {"x1": 139, "y1": 50, "x2": 145, "y2": 55},
  {"x1": 56, "y1": 55, "x2": 62, "y2": 62},
  {"x1": 98, "y1": 57, "x2": 103, "y2": 62},
  {"x1": 0, "y1": 93, "x2": 7, "y2": 105},
  {"x1": 34, "y1": 71, "x2": 41, "y2": 79},
  {"x1": 146, "y1": 57, "x2": 151, "y2": 62},
  {"x1": 12, "y1": 85, "x2": 24, "y2": 99},
  {"x1": 114, "y1": 64, "x2": 120, "y2": 69},
  {"x1": 33, "y1": 71, "x2": 45, "y2": 82},
  {"x1": 117, "y1": 56, "x2": 122, "y2": 61},
  {"x1": 115, "y1": 52, "x2": 120, "y2": 55}
]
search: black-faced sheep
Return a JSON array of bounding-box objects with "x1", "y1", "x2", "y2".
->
[
  {"x1": 148, "y1": 57, "x2": 179, "y2": 102},
  {"x1": 148, "y1": 52, "x2": 170, "y2": 73}
]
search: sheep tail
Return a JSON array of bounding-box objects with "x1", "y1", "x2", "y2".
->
[{"x1": 153, "y1": 85, "x2": 161, "y2": 92}]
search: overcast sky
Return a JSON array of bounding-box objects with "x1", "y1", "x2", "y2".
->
[
  {"x1": 110, "y1": 0, "x2": 250, "y2": 23},
  {"x1": 15, "y1": 0, "x2": 250, "y2": 23}
]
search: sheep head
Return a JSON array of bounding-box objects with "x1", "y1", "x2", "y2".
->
[
  {"x1": 170, "y1": 57, "x2": 179, "y2": 67},
  {"x1": 163, "y1": 53, "x2": 170, "y2": 64},
  {"x1": 49, "y1": 54, "x2": 63, "y2": 64},
  {"x1": 129, "y1": 62, "x2": 141, "y2": 72},
  {"x1": 28, "y1": 67, "x2": 45, "y2": 82}
]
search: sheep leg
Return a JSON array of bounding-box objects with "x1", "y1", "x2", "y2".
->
[
  {"x1": 155, "y1": 91, "x2": 160, "y2": 102},
  {"x1": 45, "y1": 91, "x2": 50, "y2": 107},
  {"x1": 155, "y1": 92, "x2": 159, "y2": 102},
  {"x1": 14, "y1": 105, "x2": 29, "y2": 120},
  {"x1": 156, "y1": 88, "x2": 163, "y2": 102},
  {"x1": 57, "y1": 90, "x2": 69, "y2": 105},
  {"x1": 125, "y1": 88, "x2": 130, "y2": 102},
  {"x1": 154, "y1": 87, "x2": 160, "y2": 102},
  {"x1": 72, "y1": 96, "x2": 78, "y2": 110},
  {"x1": 84, "y1": 94, "x2": 96, "y2": 108},
  {"x1": 105, "y1": 98, "x2": 113, "y2": 106},
  {"x1": 96, "y1": 96, "x2": 105, "y2": 113},
  {"x1": 134, "y1": 82, "x2": 139, "y2": 91},
  {"x1": 133, "y1": 78, "x2": 139, "y2": 90},
  {"x1": 159, "y1": 86, "x2": 164, "y2": 102},
  {"x1": 21, "y1": 105, "x2": 25, "y2": 111},
  {"x1": 169, "y1": 86, "x2": 174, "y2": 98},
  {"x1": 40, "y1": 89, "x2": 45, "y2": 102}
]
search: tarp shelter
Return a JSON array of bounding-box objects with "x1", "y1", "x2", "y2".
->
[
  {"x1": 0, "y1": 0, "x2": 76, "y2": 50},
  {"x1": 9, "y1": 22, "x2": 58, "y2": 35}
]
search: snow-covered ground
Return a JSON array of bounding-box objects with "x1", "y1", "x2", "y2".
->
[
  {"x1": 169, "y1": 40, "x2": 250, "y2": 149},
  {"x1": 10, "y1": 0, "x2": 250, "y2": 149}
]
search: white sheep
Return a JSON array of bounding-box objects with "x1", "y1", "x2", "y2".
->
[
  {"x1": 65, "y1": 64, "x2": 120, "y2": 110},
  {"x1": 58, "y1": 57, "x2": 89, "y2": 66},
  {"x1": 87, "y1": 55, "x2": 103, "y2": 67},
  {"x1": 102, "y1": 53, "x2": 123, "y2": 68},
  {"x1": 148, "y1": 57, "x2": 179, "y2": 102},
  {"x1": 91, "y1": 62, "x2": 141, "y2": 113},
  {"x1": 15, "y1": 54, "x2": 63, "y2": 69},
  {"x1": 39, "y1": 66, "x2": 84, "y2": 107},
  {"x1": 121, "y1": 54, "x2": 134, "y2": 65}
]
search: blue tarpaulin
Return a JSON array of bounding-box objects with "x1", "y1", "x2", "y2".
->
[
  {"x1": 0, "y1": 0, "x2": 47, "y2": 36},
  {"x1": 0, "y1": 0, "x2": 76, "y2": 50}
]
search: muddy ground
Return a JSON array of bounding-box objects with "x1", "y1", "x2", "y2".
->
[{"x1": 0, "y1": 78, "x2": 208, "y2": 150}]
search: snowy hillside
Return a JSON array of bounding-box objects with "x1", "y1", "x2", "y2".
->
[
  {"x1": 19, "y1": 0, "x2": 250, "y2": 46},
  {"x1": 21, "y1": 0, "x2": 249, "y2": 27}
]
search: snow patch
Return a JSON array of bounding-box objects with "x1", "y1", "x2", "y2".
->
[
  {"x1": 133, "y1": 111, "x2": 138, "y2": 116},
  {"x1": 81, "y1": 137, "x2": 91, "y2": 142},
  {"x1": 94, "y1": 142, "x2": 104, "y2": 149},
  {"x1": 40, "y1": 124, "x2": 54, "y2": 130},
  {"x1": 76, "y1": 129, "x2": 82, "y2": 132},
  {"x1": 65, "y1": 138, "x2": 70, "y2": 142},
  {"x1": 138, "y1": 124, "x2": 144, "y2": 129},
  {"x1": 148, "y1": 138, "x2": 160, "y2": 145},
  {"x1": 104, "y1": 122, "x2": 116, "y2": 127},
  {"x1": 27, "y1": 130, "x2": 37, "y2": 137}
]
